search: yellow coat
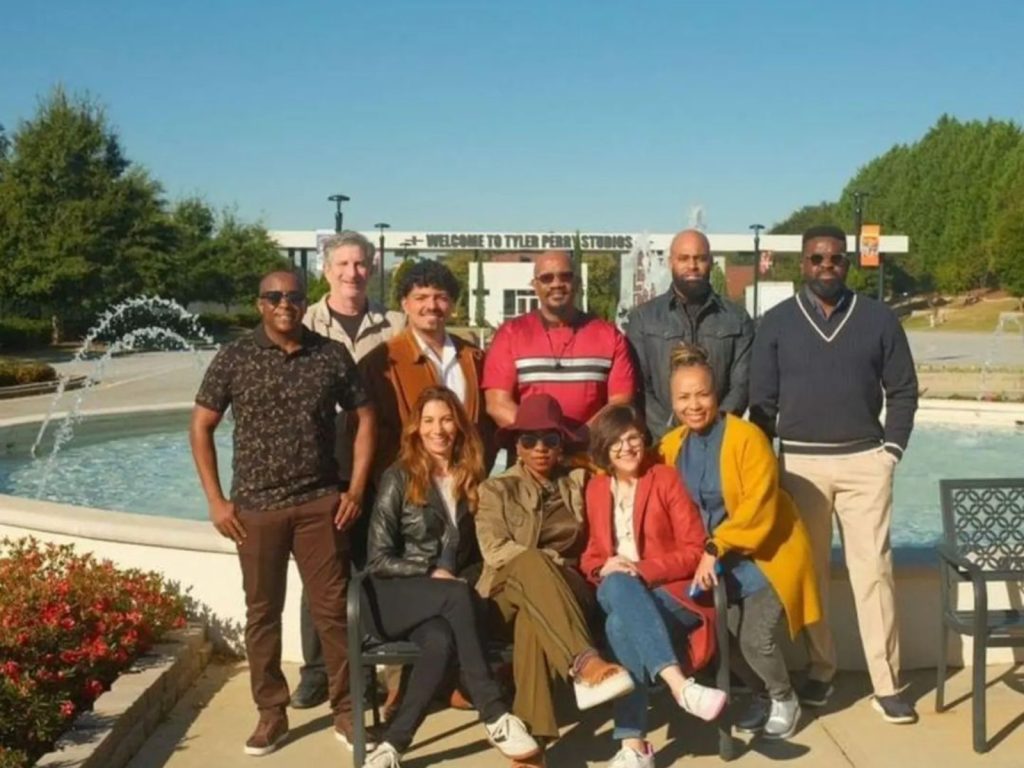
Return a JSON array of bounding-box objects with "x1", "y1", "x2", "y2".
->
[{"x1": 659, "y1": 415, "x2": 821, "y2": 637}]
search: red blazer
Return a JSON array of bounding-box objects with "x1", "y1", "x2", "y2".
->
[{"x1": 581, "y1": 462, "x2": 715, "y2": 673}]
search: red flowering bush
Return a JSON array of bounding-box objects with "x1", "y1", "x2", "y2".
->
[{"x1": 0, "y1": 537, "x2": 186, "y2": 768}]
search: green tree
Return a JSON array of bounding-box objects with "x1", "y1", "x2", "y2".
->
[
  {"x1": 990, "y1": 201, "x2": 1024, "y2": 309},
  {"x1": 710, "y1": 262, "x2": 726, "y2": 296},
  {"x1": 582, "y1": 252, "x2": 620, "y2": 321}
]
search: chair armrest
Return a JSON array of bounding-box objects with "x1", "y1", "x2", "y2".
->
[
  {"x1": 713, "y1": 579, "x2": 729, "y2": 693},
  {"x1": 936, "y1": 542, "x2": 987, "y2": 625}
]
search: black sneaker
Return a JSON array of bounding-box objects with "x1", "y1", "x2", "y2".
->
[
  {"x1": 871, "y1": 694, "x2": 918, "y2": 724},
  {"x1": 290, "y1": 675, "x2": 328, "y2": 709},
  {"x1": 797, "y1": 678, "x2": 833, "y2": 708}
]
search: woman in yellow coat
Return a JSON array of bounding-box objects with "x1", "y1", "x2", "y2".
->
[{"x1": 659, "y1": 344, "x2": 821, "y2": 741}]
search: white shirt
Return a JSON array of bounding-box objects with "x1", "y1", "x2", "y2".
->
[
  {"x1": 433, "y1": 474, "x2": 459, "y2": 526},
  {"x1": 611, "y1": 476, "x2": 639, "y2": 562},
  {"x1": 412, "y1": 330, "x2": 467, "y2": 405}
]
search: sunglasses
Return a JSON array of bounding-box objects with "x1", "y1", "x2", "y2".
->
[
  {"x1": 260, "y1": 290, "x2": 307, "y2": 306},
  {"x1": 518, "y1": 432, "x2": 563, "y2": 450},
  {"x1": 807, "y1": 253, "x2": 846, "y2": 267},
  {"x1": 535, "y1": 271, "x2": 574, "y2": 285}
]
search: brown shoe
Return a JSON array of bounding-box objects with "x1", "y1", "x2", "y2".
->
[
  {"x1": 511, "y1": 746, "x2": 546, "y2": 767},
  {"x1": 449, "y1": 687, "x2": 474, "y2": 710},
  {"x1": 333, "y1": 713, "x2": 381, "y2": 752},
  {"x1": 573, "y1": 655, "x2": 635, "y2": 710},
  {"x1": 244, "y1": 712, "x2": 289, "y2": 756}
]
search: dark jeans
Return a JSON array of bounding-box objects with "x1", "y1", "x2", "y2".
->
[
  {"x1": 236, "y1": 492, "x2": 351, "y2": 716},
  {"x1": 366, "y1": 575, "x2": 506, "y2": 752}
]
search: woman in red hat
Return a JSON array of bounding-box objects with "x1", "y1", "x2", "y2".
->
[{"x1": 475, "y1": 394, "x2": 634, "y2": 765}]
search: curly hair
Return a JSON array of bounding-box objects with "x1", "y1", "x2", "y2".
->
[{"x1": 397, "y1": 259, "x2": 461, "y2": 302}]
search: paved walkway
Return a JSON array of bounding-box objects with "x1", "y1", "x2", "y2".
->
[{"x1": 126, "y1": 661, "x2": 1024, "y2": 768}]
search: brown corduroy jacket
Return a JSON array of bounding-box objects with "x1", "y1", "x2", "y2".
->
[{"x1": 358, "y1": 328, "x2": 497, "y2": 481}]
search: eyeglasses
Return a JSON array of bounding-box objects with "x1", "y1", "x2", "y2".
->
[
  {"x1": 259, "y1": 290, "x2": 306, "y2": 306},
  {"x1": 518, "y1": 432, "x2": 562, "y2": 450},
  {"x1": 611, "y1": 433, "x2": 644, "y2": 455},
  {"x1": 806, "y1": 253, "x2": 846, "y2": 267},
  {"x1": 535, "y1": 271, "x2": 574, "y2": 285}
]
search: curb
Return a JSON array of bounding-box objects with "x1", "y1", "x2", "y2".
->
[
  {"x1": 0, "y1": 375, "x2": 88, "y2": 400},
  {"x1": 34, "y1": 624, "x2": 212, "y2": 768}
]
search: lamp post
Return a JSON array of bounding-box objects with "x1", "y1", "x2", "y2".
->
[
  {"x1": 374, "y1": 222, "x2": 390, "y2": 304},
  {"x1": 328, "y1": 194, "x2": 350, "y2": 233},
  {"x1": 749, "y1": 223, "x2": 765, "y2": 320}
]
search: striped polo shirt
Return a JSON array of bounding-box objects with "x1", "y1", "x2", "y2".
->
[{"x1": 482, "y1": 310, "x2": 636, "y2": 429}]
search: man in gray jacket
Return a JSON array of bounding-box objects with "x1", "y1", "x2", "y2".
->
[{"x1": 626, "y1": 228, "x2": 754, "y2": 440}]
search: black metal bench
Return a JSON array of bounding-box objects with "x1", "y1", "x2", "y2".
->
[
  {"x1": 346, "y1": 569, "x2": 735, "y2": 766},
  {"x1": 935, "y1": 478, "x2": 1024, "y2": 753}
]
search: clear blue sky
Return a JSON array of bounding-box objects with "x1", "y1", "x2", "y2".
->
[{"x1": 3, "y1": 0, "x2": 1022, "y2": 234}]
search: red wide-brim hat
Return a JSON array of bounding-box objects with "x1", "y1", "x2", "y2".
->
[{"x1": 496, "y1": 393, "x2": 586, "y2": 449}]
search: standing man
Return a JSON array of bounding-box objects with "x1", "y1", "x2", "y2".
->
[
  {"x1": 749, "y1": 225, "x2": 919, "y2": 724},
  {"x1": 626, "y1": 228, "x2": 754, "y2": 440},
  {"x1": 190, "y1": 270, "x2": 376, "y2": 754},
  {"x1": 294, "y1": 230, "x2": 404, "y2": 709},
  {"x1": 360, "y1": 259, "x2": 496, "y2": 476},
  {"x1": 483, "y1": 249, "x2": 636, "y2": 433}
]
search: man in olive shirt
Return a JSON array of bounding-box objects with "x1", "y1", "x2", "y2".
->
[{"x1": 190, "y1": 270, "x2": 376, "y2": 756}]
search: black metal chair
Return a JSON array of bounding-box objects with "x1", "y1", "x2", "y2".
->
[
  {"x1": 936, "y1": 478, "x2": 1024, "y2": 753},
  {"x1": 347, "y1": 569, "x2": 734, "y2": 766}
]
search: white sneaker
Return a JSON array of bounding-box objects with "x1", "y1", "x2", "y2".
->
[
  {"x1": 609, "y1": 743, "x2": 655, "y2": 768},
  {"x1": 362, "y1": 741, "x2": 401, "y2": 768},
  {"x1": 484, "y1": 712, "x2": 541, "y2": 760},
  {"x1": 676, "y1": 678, "x2": 727, "y2": 722},
  {"x1": 763, "y1": 694, "x2": 801, "y2": 740}
]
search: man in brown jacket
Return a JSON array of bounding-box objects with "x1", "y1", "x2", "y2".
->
[{"x1": 360, "y1": 259, "x2": 497, "y2": 477}]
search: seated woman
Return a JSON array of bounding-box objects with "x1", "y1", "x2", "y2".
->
[
  {"x1": 475, "y1": 394, "x2": 634, "y2": 764},
  {"x1": 582, "y1": 404, "x2": 727, "y2": 768},
  {"x1": 660, "y1": 344, "x2": 822, "y2": 740},
  {"x1": 363, "y1": 386, "x2": 539, "y2": 768}
]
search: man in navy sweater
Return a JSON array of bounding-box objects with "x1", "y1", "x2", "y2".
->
[{"x1": 749, "y1": 225, "x2": 919, "y2": 725}]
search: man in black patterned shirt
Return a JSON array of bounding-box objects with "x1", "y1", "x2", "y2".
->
[{"x1": 190, "y1": 270, "x2": 376, "y2": 756}]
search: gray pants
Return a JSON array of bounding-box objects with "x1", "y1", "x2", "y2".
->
[{"x1": 732, "y1": 586, "x2": 791, "y2": 700}]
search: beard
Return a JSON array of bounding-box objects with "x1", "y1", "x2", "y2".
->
[
  {"x1": 807, "y1": 277, "x2": 845, "y2": 301},
  {"x1": 673, "y1": 276, "x2": 711, "y2": 303}
]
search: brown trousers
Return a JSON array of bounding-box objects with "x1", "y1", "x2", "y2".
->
[
  {"x1": 780, "y1": 449, "x2": 900, "y2": 696},
  {"x1": 236, "y1": 492, "x2": 351, "y2": 716},
  {"x1": 487, "y1": 549, "x2": 596, "y2": 739}
]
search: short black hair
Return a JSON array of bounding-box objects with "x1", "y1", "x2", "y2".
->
[
  {"x1": 398, "y1": 260, "x2": 461, "y2": 302},
  {"x1": 802, "y1": 225, "x2": 847, "y2": 247}
]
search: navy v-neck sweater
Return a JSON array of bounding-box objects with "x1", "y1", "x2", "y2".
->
[{"x1": 749, "y1": 290, "x2": 918, "y2": 458}]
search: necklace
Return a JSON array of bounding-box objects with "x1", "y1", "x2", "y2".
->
[{"x1": 542, "y1": 317, "x2": 579, "y2": 370}]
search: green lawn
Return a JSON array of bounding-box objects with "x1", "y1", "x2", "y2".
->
[{"x1": 901, "y1": 297, "x2": 1023, "y2": 332}]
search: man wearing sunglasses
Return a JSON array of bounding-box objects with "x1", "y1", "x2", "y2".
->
[
  {"x1": 625, "y1": 228, "x2": 754, "y2": 440},
  {"x1": 295, "y1": 230, "x2": 404, "y2": 711},
  {"x1": 190, "y1": 269, "x2": 377, "y2": 755},
  {"x1": 483, "y1": 249, "x2": 636, "y2": 435},
  {"x1": 749, "y1": 225, "x2": 919, "y2": 726}
]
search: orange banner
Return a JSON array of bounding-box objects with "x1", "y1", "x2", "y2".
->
[{"x1": 860, "y1": 224, "x2": 881, "y2": 268}]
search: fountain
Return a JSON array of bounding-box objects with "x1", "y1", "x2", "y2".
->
[
  {"x1": 977, "y1": 311, "x2": 1024, "y2": 401},
  {"x1": 29, "y1": 297, "x2": 213, "y2": 466}
]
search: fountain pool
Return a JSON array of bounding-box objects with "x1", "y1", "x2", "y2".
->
[{"x1": 2, "y1": 406, "x2": 1021, "y2": 550}]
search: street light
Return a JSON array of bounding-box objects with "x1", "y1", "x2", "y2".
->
[
  {"x1": 328, "y1": 194, "x2": 350, "y2": 233},
  {"x1": 374, "y1": 222, "x2": 390, "y2": 304},
  {"x1": 749, "y1": 223, "x2": 765, "y2": 320}
]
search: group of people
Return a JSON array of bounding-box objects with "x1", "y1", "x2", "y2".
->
[{"x1": 190, "y1": 222, "x2": 919, "y2": 768}]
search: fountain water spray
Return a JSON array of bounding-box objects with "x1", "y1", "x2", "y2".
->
[{"x1": 978, "y1": 311, "x2": 1024, "y2": 401}]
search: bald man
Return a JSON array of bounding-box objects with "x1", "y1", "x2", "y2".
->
[
  {"x1": 483, "y1": 250, "x2": 636, "y2": 432},
  {"x1": 626, "y1": 229, "x2": 754, "y2": 439}
]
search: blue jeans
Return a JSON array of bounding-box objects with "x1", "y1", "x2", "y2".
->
[{"x1": 597, "y1": 572, "x2": 702, "y2": 739}]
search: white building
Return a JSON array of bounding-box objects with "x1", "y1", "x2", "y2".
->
[{"x1": 467, "y1": 261, "x2": 589, "y2": 328}]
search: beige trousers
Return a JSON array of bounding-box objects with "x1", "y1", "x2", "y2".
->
[{"x1": 780, "y1": 448, "x2": 900, "y2": 696}]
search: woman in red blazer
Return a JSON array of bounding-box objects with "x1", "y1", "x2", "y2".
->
[{"x1": 581, "y1": 405, "x2": 726, "y2": 768}]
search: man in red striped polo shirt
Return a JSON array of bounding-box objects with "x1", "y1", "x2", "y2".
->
[{"x1": 483, "y1": 250, "x2": 636, "y2": 433}]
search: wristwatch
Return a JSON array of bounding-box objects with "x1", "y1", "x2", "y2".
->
[{"x1": 704, "y1": 539, "x2": 719, "y2": 557}]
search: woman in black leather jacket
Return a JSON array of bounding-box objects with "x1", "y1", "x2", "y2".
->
[{"x1": 361, "y1": 386, "x2": 539, "y2": 768}]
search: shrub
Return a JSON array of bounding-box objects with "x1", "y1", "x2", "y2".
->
[
  {"x1": 196, "y1": 310, "x2": 261, "y2": 337},
  {"x1": 0, "y1": 318, "x2": 51, "y2": 351},
  {"x1": 0, "y1": 358, "x2": 57, "y2": 387},
  {"x1": 0, "y1": 538, "x2": 186, "y2": 767}
]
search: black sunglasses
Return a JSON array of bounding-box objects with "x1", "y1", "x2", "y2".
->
[
  {"x1": 535, "y1": 271, "x2": 574, "y2": 285},
  {"x1": 260, "y1": 290, "x2": 306, "y2": 306},
  {"x1": 518, "y1": 432, "x2": 562, "y2": 450},
  {"x1": 807, "y1": 253, "x2": 846, "y2": 267}
]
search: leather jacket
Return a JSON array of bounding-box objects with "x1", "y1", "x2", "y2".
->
[{"x1": 366, "y1": 464, "x2": 480, "y2": 578}]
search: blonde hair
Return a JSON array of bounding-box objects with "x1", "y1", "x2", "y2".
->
[{"x1": 669, "y1": 343, "x2": 716, "y2": 388}]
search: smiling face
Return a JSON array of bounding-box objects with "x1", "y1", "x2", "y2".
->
[
  {"x1": 607, "y1": 426, "x2": 645, "y2": 478},
  {"x1": 670, "y1": 364, "x2": 719, "y2": 433},
  {"x1": 257, "y1": 271, "x2": 306, "y2": 336},
  {"x1": 401, "y1": 284, "x2": 452, "y2": 335},
  {"x1": 417, "y1": 398, "x2": 458, "y2": 464},
  {"x1": 802, "y1": 235, "x2": 850, "y2": 301},
  {"x1": 324, "y1": 243, "x2": 371, "y2": 303},
  {"x1": 531, "y1": 251, "x2": 576, "y2": 316}
]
